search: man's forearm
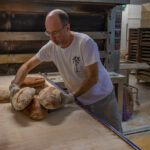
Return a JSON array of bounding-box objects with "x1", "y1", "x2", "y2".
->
[
  {"x1": 12, "y1": 64, "x2": 30, "y2": 86},
  {"x1": 11, "y1": 56, "x2": 41, "y2": 86},
  {"x1": 72, "y1": 77, "x2": 97, "y2": 98}
]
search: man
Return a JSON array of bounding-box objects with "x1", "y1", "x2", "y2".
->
[{"x1": 10, "y1": 9, "x2": 122, "y2": 132}]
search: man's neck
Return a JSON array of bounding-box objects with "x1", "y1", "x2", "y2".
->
[{"x1": 61, "y1": 32, "x2": 74, "y2": 48}]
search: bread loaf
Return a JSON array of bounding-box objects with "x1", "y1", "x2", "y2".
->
[
  {"x1": 23, "y1": 96, "x2": 48, "y2": 120},
  {"x1": 39, "y1": 87, "x2": 62, "y2": 110},
  {"x1": 0, "y1": 87, "x2": 10, "y2": 103},
  {"x1": 21, "y1": 76, "x2": 45, "y2": 88},
  {"x1": 11, "y1": 87, "x2": 35, "y2": 111}
]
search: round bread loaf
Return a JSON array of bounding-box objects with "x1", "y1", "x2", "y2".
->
[
  {"x1": 0, "y1": 87, "x2": 10, "y2": 103},
  {"x1": 23, "y1": 96, "x2": 48, "y2": 120},
  {"x1": 39, "y1": 87, "x2": 62, "y2": 109},
  {"x1": 11, "y1": 87, "x2": 35, "y2": 111},
  {"x1": 21, "y1": 76, "x2": 45, "y2": 88}
]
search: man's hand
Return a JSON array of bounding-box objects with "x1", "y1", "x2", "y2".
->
[
  {"x1": 60, "y1": 92, "x2": 75, "y2": 105},
  {"x1": 9, "y1": 83, "x2": 20, "y2": 99}
]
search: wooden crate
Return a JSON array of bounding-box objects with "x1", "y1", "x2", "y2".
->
[
  {"x1": 128, "y1": 29, "x2": 140, "y2": 62},
  {"x1": 137, "y1": 28, "x2": 150, "y2": 82},
  {"x1": 128, "y1": 28, "x2": 150, "y2": 82}
]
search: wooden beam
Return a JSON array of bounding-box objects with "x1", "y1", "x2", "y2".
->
[
  {"x1": 83, "y1": 32, "x2": 108, "y2": 39},
  {"x1": 0, "y1": 2, "x2": 75, "y2": 13},
  {"x1": 0, "y1": 32, "x2": 108, "y2": 41},
  {"x1": 0, "y1": 54, "x2": 34, "y2": 64},
  {"x1": 0, "y1": 32, "x2": 49, "y2": 41},
  {"x1": 0, "y1": 51, "x2": 106, "y2": 64},
  {"x1": 0, "y1": 1, "x2": 113, "y2": 13},
  {"x1": 0, "y1": 0, "x2": 130, "y2": 6},
  {"x1": 120, "y1": 62, "x2": 150, "y2": 70}
]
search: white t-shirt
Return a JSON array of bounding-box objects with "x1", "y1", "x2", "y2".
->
[{"x1": 36, "y1": 32, "x2": 113, "y2": 105}]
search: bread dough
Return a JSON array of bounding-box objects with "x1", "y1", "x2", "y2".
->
[
  {"x1": 11, "y1": 87, "x2": 35, "y2": 111},
  {"x1": 39, "y1": 87, "x2": 62, "y2": 110}
]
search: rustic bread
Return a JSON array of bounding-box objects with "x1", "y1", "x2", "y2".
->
[
  {"x1": 23, "y1": 96, "x2": 48, "y2": 120},
  {"x1": 0, "y1": 87, "x2": 10, "y2": 103},
  {"x1": 21, "y1": 76, "x2": 45, "y2": 88},
  {"x1": 39, "y1": 87, "x2": 62, "y2": 110},
  {"x1": 11, "y1": 87, "x2": 35, "y2": 111}
]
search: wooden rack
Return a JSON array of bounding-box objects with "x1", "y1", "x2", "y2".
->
[
  {"x1": 137, "y1": 28, "x2": 150, "y2": 82},
  {"x1": 128, "y1": 28, "x2": 150, "y2": 82},
  {"x1": 128, "y1": 29, "x2": 140, "y2": 62}
]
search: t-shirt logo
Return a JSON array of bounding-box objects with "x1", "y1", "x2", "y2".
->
[{"x1": 72, "y1": 56, "x2": 80, "y2": 72}]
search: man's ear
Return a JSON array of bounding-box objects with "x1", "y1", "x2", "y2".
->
[{"x1": 66, "y1": 24, "x2": 70, "y2": 32}]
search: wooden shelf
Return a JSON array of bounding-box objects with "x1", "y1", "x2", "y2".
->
[
  {"x1": 0, "y1": 54, "x2": 34, "y2": 64},
  {"x1": 0, "y1": 32, "x2": 108, "y2": 41}
]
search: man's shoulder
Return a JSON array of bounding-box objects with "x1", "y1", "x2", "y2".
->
[
  {"x1": 74, "y1": 31, "x2": 90, "y2": 39},
  {"x1": 73, "y1": 31, "x2": 92, "y2": 44},
  {"x1": 41, "y1": 40, "x2": 56, "y2": 50}
]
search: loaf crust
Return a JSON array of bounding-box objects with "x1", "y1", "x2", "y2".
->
[
  {"x1": 39, "y1": 87, "x2": 62, "y2": 110},
  {"x1": 23, "y1": 96, "x2": 48, "y2": 120},
  {"x1": 0, "y1": 87, "x2": 10, "y2": 103},
  {"x1": 12, "y1": 87, "x2": 35, "y2": 111},
  {"x1": 21, "y1": 76, "x2": 45, "y2": 88}
]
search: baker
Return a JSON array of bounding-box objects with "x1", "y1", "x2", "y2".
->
[{"x1": 9, "y1": 9, "x2": 122, "y2": 132}]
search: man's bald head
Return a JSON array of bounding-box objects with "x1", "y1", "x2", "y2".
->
[{"x1": 46, "y1": 9, "x2": 69, "y2": 26}]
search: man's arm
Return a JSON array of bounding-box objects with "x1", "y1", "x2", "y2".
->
[
  {"x1": 11, "y1": 55, "x2": 41, "y2": 86},
  {"x1": 73, "y1": 62, "x2": 98, "y2": 97}
]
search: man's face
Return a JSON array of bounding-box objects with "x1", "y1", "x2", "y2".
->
[{"x1": 45, "y1": 15, "x2": 68, "y2": 46}]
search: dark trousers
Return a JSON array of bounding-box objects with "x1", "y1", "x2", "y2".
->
[{"x1": 86, "y1": 90, "x2": 123, "y2": 133}]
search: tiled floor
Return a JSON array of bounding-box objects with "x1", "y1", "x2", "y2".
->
[{"x1": 127, "y1": 131, "x2": 150, "y2": 150}]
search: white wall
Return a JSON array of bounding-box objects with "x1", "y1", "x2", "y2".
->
[{"x1": 120, "y1": 5, "x2": 141, "y2": 51}]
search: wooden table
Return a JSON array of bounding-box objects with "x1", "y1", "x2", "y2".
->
[{"x1": 0, "y1": 75, "x2": 139, "y2": 150}]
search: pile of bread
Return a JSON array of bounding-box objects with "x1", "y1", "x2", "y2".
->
[{"x1": 0, "y1": 76, "x2": 64, "y2": 120}]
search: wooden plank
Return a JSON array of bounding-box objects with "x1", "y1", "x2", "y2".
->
[
  {"x1": 0, "y1": 3, "x2": 107, "y2": 14},
  {"x1": 141, "y1": 42, "x2": 150, "y2": 46},
  {"x1": 120, "y1": 62, "x2": 150, "y2": 70},
  {"x1": 0, "y1": 2, "x2": 51, "y2": 13},
  {"x1": 130, "y1": 40, "x2": 138, "y2": 43},
  {"x1": 141, "y1": 31, "x2": 150, "y2": 34},
  {"x1": 142, "y1": 34, "x2": 150, "y2": 38},
  {"x1": 0, "y1": 11, "x2": 106, "y2": 32},
  {"x1": 138, "y1": 71, "x2": 150, "y2": 76},
  {"x1": 0, "y1": 51, "x2": 106, "y2": 64},
  {"x1": 141, "y1": 54, "x2": 150, "y2": 57},
  {"x1": 0, "y1": 32, "x2": 48, "y2": 41},
  {"x1": 0, "y1": 0, "x2": 130, "y2": 5},
  {"x1": 0, "y1": 41, "x2": 47, "y2": 54},
  {"x1": 137, "y1": 74, "x2": 150, "y2": 82},
  {"x1": 0, "y1": 1, "x2": 128, "y2": 13},
  {"x1": 0, "y1": 54, "x2": 34, "y2": 64},
  {"x1": 0, "y1": 32, "x2": 108, "y2": 40},
  {"x1": 141, "y1": 58, "x2": 150, "y2": 62},
  {"x1": 141, "y1": 51, "x2": 150, "y2": 54}
]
